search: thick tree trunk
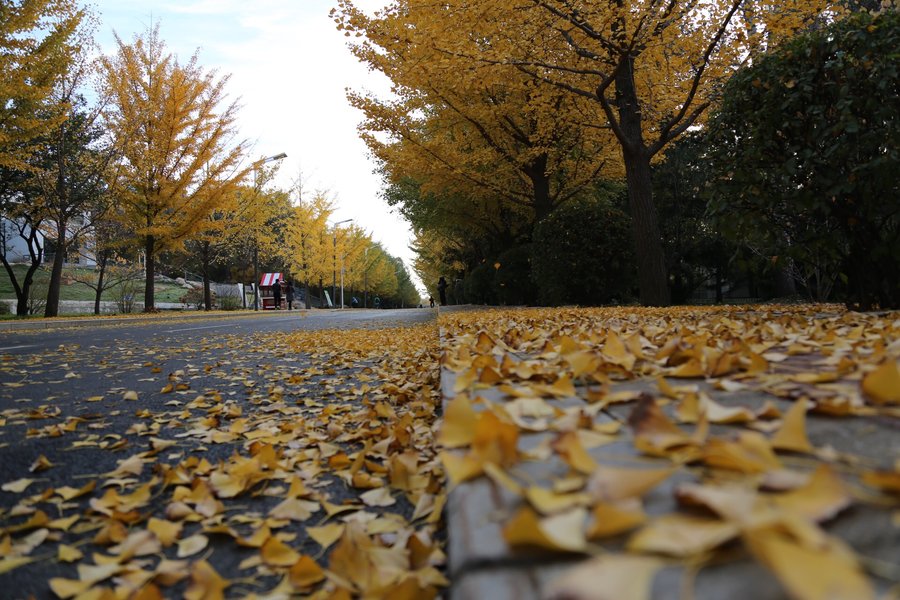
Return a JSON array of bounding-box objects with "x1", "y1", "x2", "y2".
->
[
  {"x1": 622, "y1": 150, "x2": 670, "y2": 306},
  {"x1": 144, "y1": 235, "x2": 156, "y2": 312},
  {"x1": 614, "y1": 54, "x2": 670, "y2": 307},
  {"x1": 527, "y1": 154, "x2": 553, "y2": 222},
  {"x1": 44, "y1": 219, "x2": 68, "y2": 318}
]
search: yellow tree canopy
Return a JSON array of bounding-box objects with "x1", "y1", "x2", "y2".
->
[
  {"x1": 336, "y1": 0, "x2": 619, "y2": 224},
  {"x1": 283, "y1": 191, "x2": 334, "y2": 287},
  {"x1": 337, "y1": 0, "x2": 844, "y2": 306},
  {"x1": 100, "y1": 24, "x2": 251, "y2": 309},
  {"x1": 0, "y1": 0, "x2": 83, "y2": 171}
]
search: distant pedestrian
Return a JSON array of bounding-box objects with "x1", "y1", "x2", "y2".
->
[
  {"x1": 437, "y1": 276, "x2": 448, "y2": 306},
  {"x1": 285, "y1": 281, "x2": 294, "y2": 310},
  {"x1": 429, "y1": 295, "x2": 435, "y2": 308},
  {"x1": 272, "y1": 278, "x2": 282, "y2": 309}
]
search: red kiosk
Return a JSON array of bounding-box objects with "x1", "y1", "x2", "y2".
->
[{"x1": 259, "y1": 272, "x2": 284, "y2": 310}]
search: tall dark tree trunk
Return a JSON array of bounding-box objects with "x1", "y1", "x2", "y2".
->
[
  {"x1": 94, "y1": 257, "x2": 106, "y2": 315},
  {"x1": 614, "y1": 55, "x2": 670, "y2": 306},
  {"x1": 44, "y1": 218, "x2": 68, "y2": 317},
  {"x1": 526, "y1": 154, "x2": 553, "y2": 222},
  {"x1": 201, "y1": 241, "x2": 212, "y2": 311},
  {"x1": 144, "y1": 234, "x2": 155, "y2": 312}
]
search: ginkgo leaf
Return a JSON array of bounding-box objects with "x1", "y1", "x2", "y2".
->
[
  {"x1": 587, "y1": 464, "x2": 675, "y2": 503},
  {"x1": 57, "y1": 544, "x2": 83, "y2": 563},
  {"x1": 627, "y1": 514, "x2": 739, "y2": 557},
  {"x1": 861, "y1": 360, "x2": 900, "y2": 405},
  {"x1": 587, "y1": 500, "x2": 648, "y2": 539},
  {"x1": 544, "y1": 554, "x2": 663, "y2": 600},
  {"x1": 184, "y1": 560, "x2": 229, "y2": 600},
  {"x1": 552, "y1": 431, "x2": 598, "y2": 475},
  {"x1": 771, "y1": 465, "x2": 852, "y2": 522},
  {"x1": 289, "y1": 555, "x2": 326, "y2": 588},
  {"x1": 525, "y1": 486, "x2": 590, "y2": 515},
  {"x1": 361, "y1": 486, "x2": 396, "y2": 507},
  {"x1": 439, "y1": 394, "x2": 478, "y2": 448},
  {"x1": 503, "y1": 506, "x2": 587, "y2": 552},
  {"x1": 770, "y1": 399, "x2": 814, "y2": 454},
  {"x1": 147, "y1": 517, "x2": 182, "y2": 547},
  {"x1": 307, "y1": 523, "x2": 345, "y2": 549},
  {"x1": 261, "y1": 536, "x2": 302, "y2": 567},
  {"x1": 2, "y1": 478, "x2": 35, "y2": 493},
  {"x1": 744, "y1": 528, "x2": 873, "y2": 600},
  {"x1": 176, "y1": 534, "x2": 208, "y2": 558}
]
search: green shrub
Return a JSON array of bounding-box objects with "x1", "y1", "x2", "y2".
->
[
  {"x1": 463, "y1": 262, "x2": 497, "y2": 305},
  {"x1": 495, "y1": 245, "x2": 537, "y2": 305},
  {"x1": 532, "y1": 199, "x2": 636, "y2": 305}
]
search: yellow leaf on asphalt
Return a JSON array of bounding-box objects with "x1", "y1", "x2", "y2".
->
[
  {"x1": 123, "y1": 390, "x2": 138, "y2": 401},
  {"x1": 361, "y1": 486, "x2": 396, "y2": 507},
  {"x1": 289, "y1": 555, "x2": 326, "y2": 588},
  {"x1": 503, "y1": 506, "x2": 587, "y2": 552},
  {"x1": 770, "y1": 399, "x2": 814, "y2": 454},
  {"x1": 861, "y1": 360, "x2": 900, "y2": 404},
  {"x1": 2, "y1": 478, "x2": 35, "y2": 493},
  {"x1": 148, "y1": 517, "x2": 182, "y2": 547},
  {"x1": 47, "y1": 514, "x2": 80, "y2": 531},
  {"x1": 176, "y1": 534, "x2": 208, "y2": 558},
  {"x1": 0, "y1": 556, "x2": 34, "y2": 575},
  {"x1": 184, "y1": 560, "x2": 229, "y2": 600},
  {"x1": 57, "y1": 544, "x2": 83, "y2": 563},
  {"x1": 544, "y1": 554, "x2": 663, "y2": 600},
  {"x1": 261, "y1": 536, "x2": 302, "y2": 567},
  {"x1": 269, "y1": 497, "x2": 319, "y2": 521},
  {"x1": 307, "y1": 523, "x2": 345, "y2": 549}
]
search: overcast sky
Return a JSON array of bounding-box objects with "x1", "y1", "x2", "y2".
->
[{"x1": 90, "y1": 1, "x2": 422, "y2": 290}]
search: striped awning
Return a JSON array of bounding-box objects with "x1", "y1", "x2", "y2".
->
[{"x1": 260, "y1": 272, "x2": 283, "y2": 287}]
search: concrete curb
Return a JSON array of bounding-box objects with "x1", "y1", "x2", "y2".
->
[{"x1": 438, "y1": 329, "x2": 899, "y2": 599}]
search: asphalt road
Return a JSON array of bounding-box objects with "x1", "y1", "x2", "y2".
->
[{"x1": 0, "y1": 308, "x2": 441, "y2": 599}]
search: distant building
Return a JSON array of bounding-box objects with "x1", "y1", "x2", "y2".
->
[{"x1": 1, "y1": 216, "x2": 96, "y2": 267}]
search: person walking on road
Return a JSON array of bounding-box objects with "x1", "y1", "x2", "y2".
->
[
  {"x1": 437, "y1": 277, "x2": 448, "y2": 306},
  {"x1": 429, "y1": 295, "x2": 435, "y2": 308},
  {"x1": 273, "y1": 278, "x2": 282, "y2": 309},
  {"x1": 285, "y1": 282, "x2": 294, "y2": 310}
]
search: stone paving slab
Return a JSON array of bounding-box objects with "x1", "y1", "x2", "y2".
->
[{"x1": 440, "y1": 365, "x2": 899, "y2": 599}]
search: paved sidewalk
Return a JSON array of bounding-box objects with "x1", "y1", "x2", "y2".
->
[{"x1": 438, "y1": 307, "x2": 899, "y2": 600}]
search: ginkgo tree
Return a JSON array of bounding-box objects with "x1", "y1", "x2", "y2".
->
[
  {"x1": 99, "y1": 25, "x2": 250, "y2": 311},
  {"x1": 335, "y1": 1, "x2": 619, "y2": 239},
  {"x1": 282, "y1": 191, "x2": 334, "y2": 308},
  {"x1": 0, "y1": 0, "x2": 83, "y2": 172},
  {"x1": 337, "y1": 0, "x2": 844, "y2": 306}
]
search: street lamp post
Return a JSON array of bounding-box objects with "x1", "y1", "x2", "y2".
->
[
  {"x1": 331, "y1": 219, "x2": 352, "y2": 308},
  {"x1": 252, "y1": 153, "x2": 287, "y2": 311}
]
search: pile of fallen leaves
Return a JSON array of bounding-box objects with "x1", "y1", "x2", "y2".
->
[
  {"x1": 1, "y1": 323, "x2": 445, "y2": 598},
  {"x1": 438, "y1": 305, "x2": 899, "y2": 599}
]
